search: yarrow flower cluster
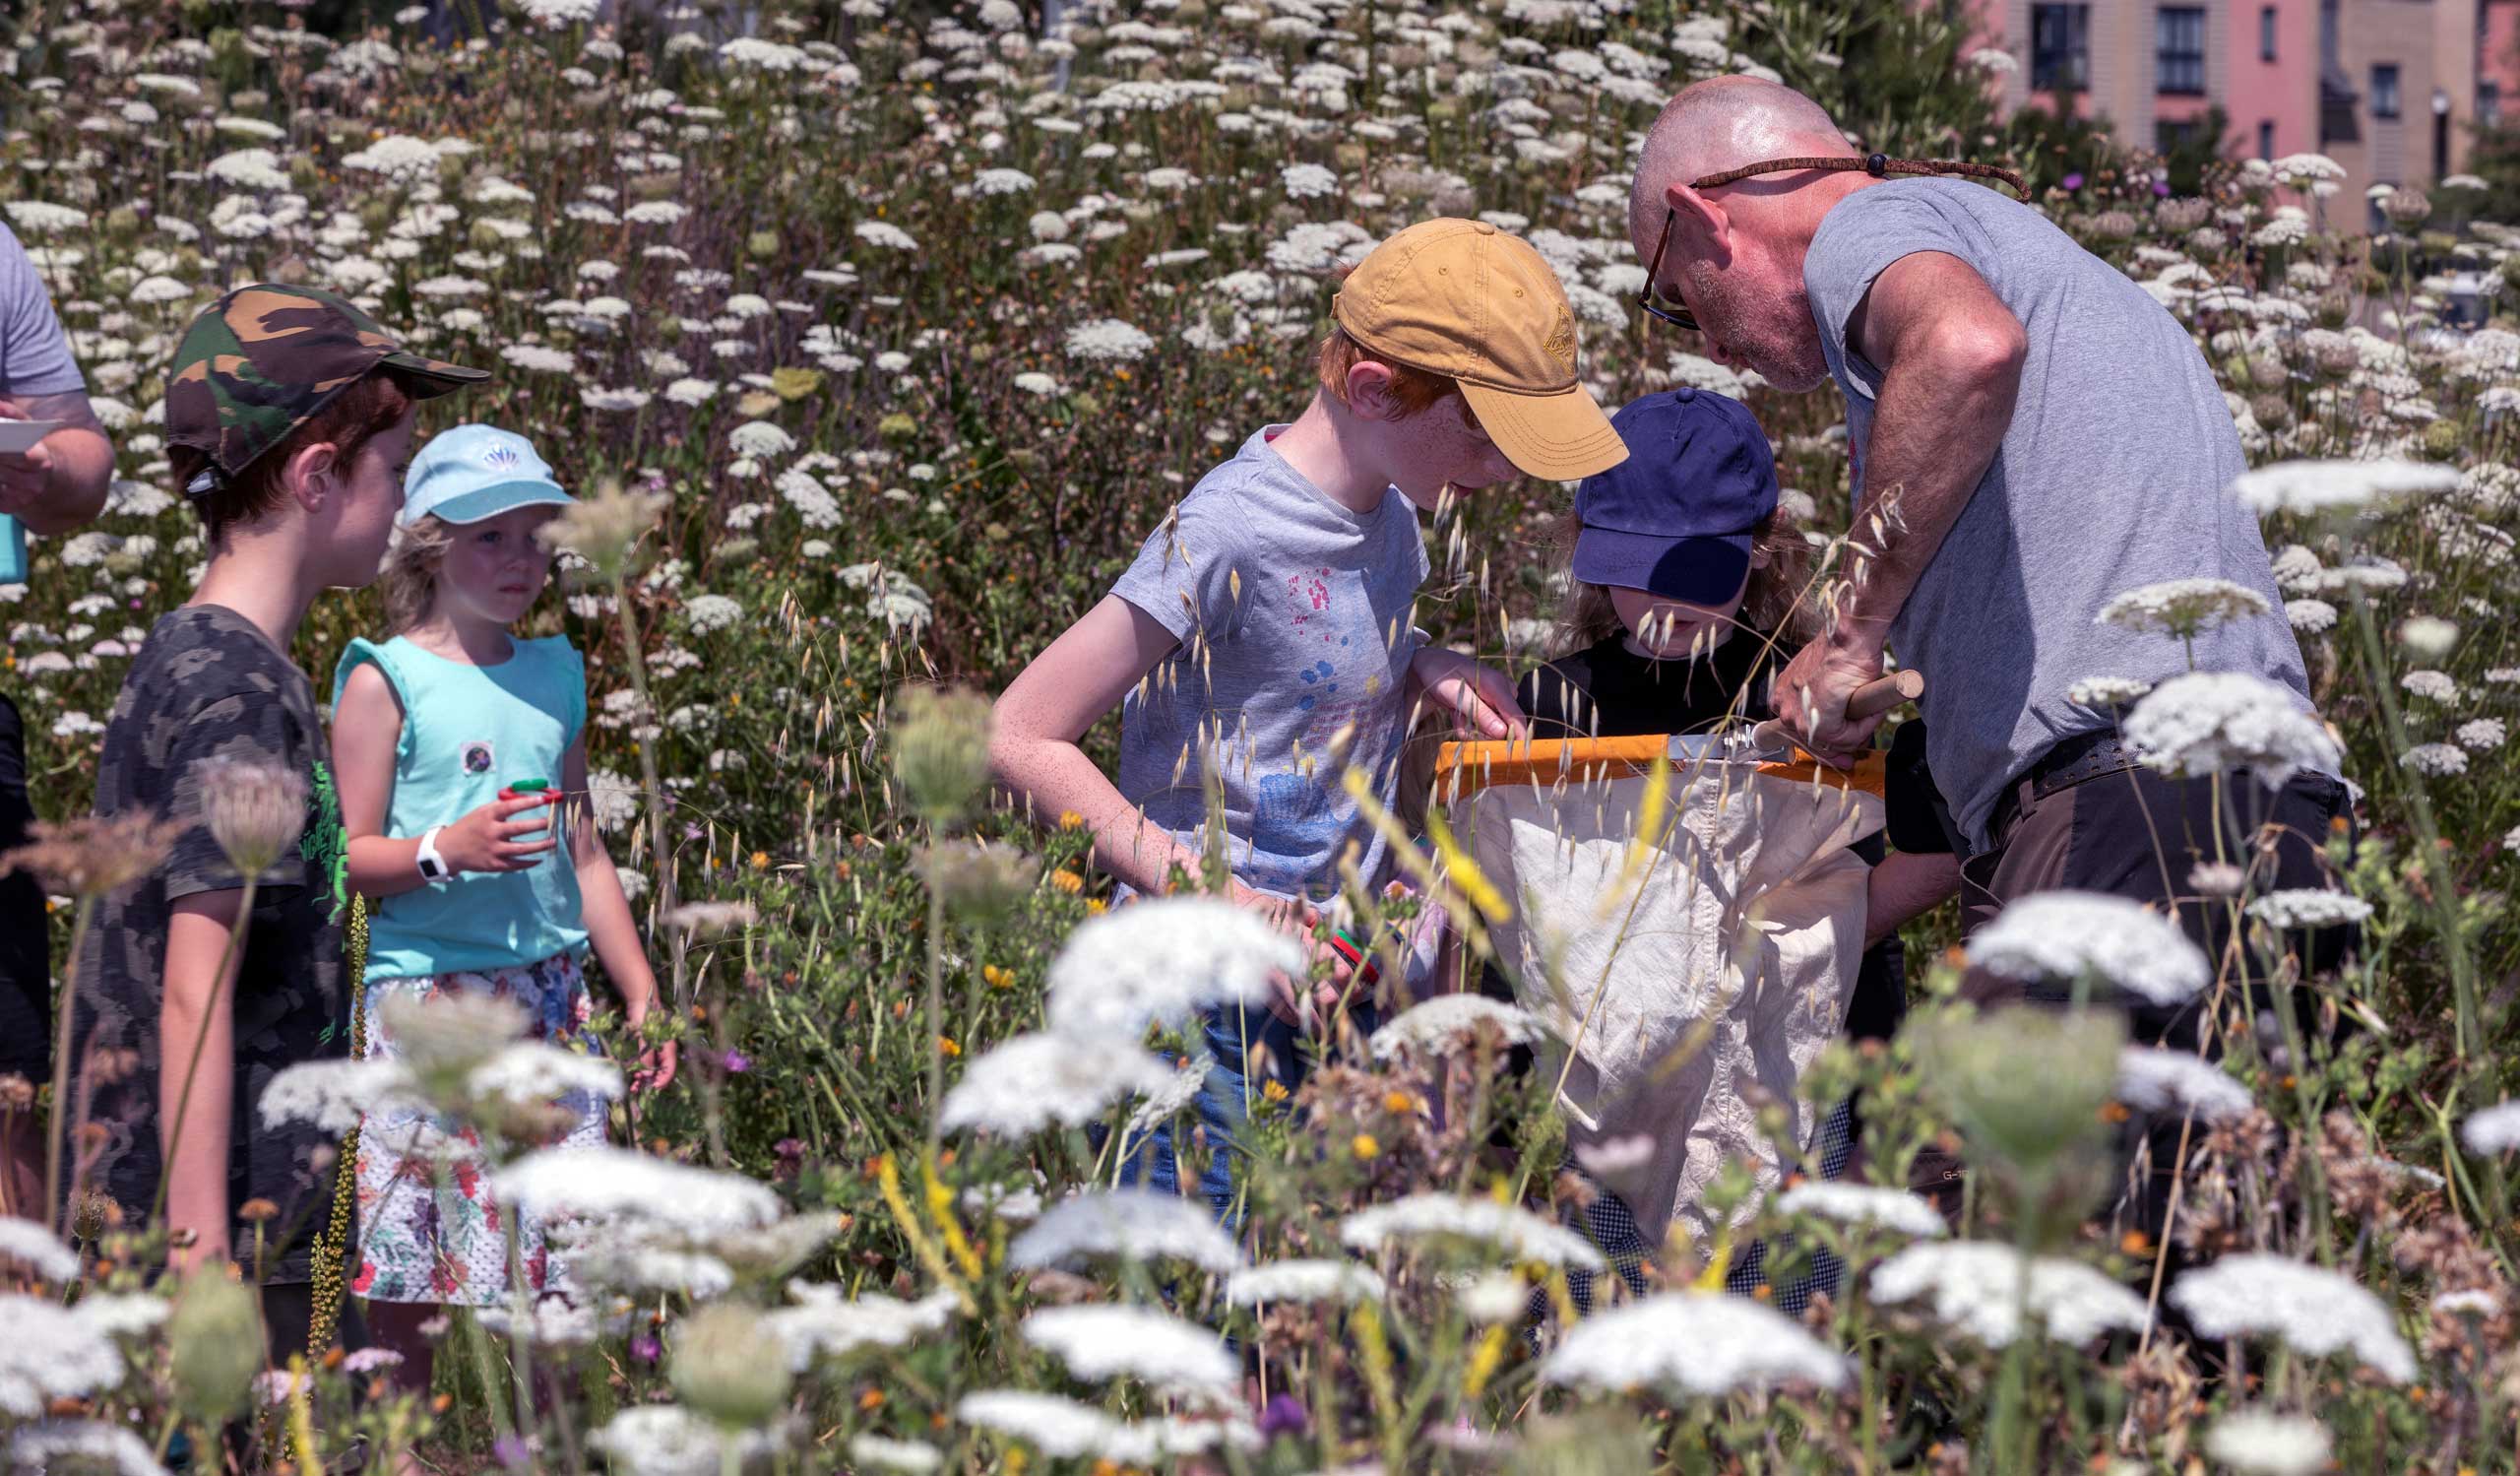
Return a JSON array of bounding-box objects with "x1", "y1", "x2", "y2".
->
[
  {"x1": 1366, "y1": 994, "x2": 1544, "y2": 1059},
  {"x1": 2230, "y1": 458, "x2": 2461, "y2": 515},
  {"x1": 2112, "y1": 1047, "x2": 2254, "y2": 1123},
  {"x1": 1870, "y1": 1242, "x2": 2148, "y2": 1348},
  {"x1": 2245, "y1": 889, "x2": 2374, "y2": 930},
  {"x1": 1774, "y1": 1183, "x2": 1947, "y2": 1240},
  {"x1": 2095, "y1": 577, "x2": 2271, "y2": 639},
  {"x1": 1340, "y1": 1192, "x2": 1606, "y2": 1271}
]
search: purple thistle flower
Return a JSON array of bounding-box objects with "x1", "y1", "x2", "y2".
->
[
  {"x1": 494, "y1": 1434, "x2": 532, "y2": 1468},
  {"x1": 2061, "y1": 172, "x2": 2085, "y2": 191},
  {"x1": 721, "y1": 1050, "x2": 751, "y2": 1074},
  {"x1": 1257, "y1": 1393, "x2": 1308, "y2": 1439},
  {"x1": 630, "y1": 1333, "x2": 662, "y2": 1365}
]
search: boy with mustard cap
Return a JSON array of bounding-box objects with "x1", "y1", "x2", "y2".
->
[
  {"x1": 991, "y1": 219, "x2": 1626, "y2": 1219},
  {"x1": 67, "y1": 285, "x2": 481, "y2": 1363}
]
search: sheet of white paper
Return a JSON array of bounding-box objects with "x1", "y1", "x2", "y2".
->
[{"x1": 0, "y1": 419, "x2": 63, "y2": 454}]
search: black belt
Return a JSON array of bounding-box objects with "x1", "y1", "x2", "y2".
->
[{"x1": 1984, "y1": 727, "x2": 2140, "y2": 849}]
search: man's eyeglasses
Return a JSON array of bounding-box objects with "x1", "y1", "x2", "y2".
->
[{"x1": 1638, "y1": 153, "x2": 2032, "y2": 334}]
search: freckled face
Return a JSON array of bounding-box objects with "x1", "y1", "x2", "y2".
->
[{"x1": 1389, "y1": 395, "x2": 1519, "y2": 510}]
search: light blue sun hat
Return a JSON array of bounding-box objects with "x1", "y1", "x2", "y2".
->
[{"x1": 401, "y1": 423, "x2": 574, "y2": 527}]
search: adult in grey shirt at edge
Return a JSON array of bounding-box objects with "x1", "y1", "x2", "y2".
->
[
  {"x1": 1622, "y1": 83, "x2": 2349, "y2": 1038},
  {"x1": 0, "y1": 219, "x2": 115, "y2": 1223}
]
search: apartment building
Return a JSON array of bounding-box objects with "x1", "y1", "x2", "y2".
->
[{"x1": 1966, "y1": 0, "x2": 2520, "y2": 217}]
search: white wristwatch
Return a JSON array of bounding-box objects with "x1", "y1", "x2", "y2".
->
[{"x1": 414, "y1": 824, "x2": 452, "y2": 884}]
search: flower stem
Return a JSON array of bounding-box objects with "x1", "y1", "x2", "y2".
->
[{"x1": 44, "y1": 896, "x2": 95, "y2": 1237}]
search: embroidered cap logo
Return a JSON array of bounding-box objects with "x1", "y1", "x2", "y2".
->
[{"x1": 480, "y1": 443, "x2": 524, "y2": 472}]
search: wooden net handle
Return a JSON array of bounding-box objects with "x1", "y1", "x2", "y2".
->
[{"x1": 1846, "y1": 669, "x2": 1925, "y2": 721}]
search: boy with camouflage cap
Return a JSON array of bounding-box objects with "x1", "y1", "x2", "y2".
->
[{"x1": 69, "y1": 286, "x2": 479, "y2": 1355}]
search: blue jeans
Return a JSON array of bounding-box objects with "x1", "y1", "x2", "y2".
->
[{"x1": 1119, "y1": 1001, "x2": 1370, "y2": 1225}]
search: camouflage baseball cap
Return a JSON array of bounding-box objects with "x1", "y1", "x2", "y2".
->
[{"x1": 167, "y1": 284, "x2": 487, "y2": 493}]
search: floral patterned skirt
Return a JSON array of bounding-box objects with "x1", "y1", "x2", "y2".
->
[{"x1": 351, "y1": 952, "x2": 609, "y2": 1308}]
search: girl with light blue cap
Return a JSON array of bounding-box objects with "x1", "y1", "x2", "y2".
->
[{"x1": 326, "y1": 423, "x2": 674, "y2": 1397}]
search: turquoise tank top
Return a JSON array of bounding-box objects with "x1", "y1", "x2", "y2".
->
[{"x1": 334, "y1": 634, "x2": 591, "y2": 981}]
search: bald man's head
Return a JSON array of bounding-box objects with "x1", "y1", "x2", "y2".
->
[{"x1": 1629, "y1": 77, "x2": 1849, "y2": 246}]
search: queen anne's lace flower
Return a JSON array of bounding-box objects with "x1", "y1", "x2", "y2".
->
[
  {"x1": 0, "y1": 1221, "x2": 80, "y2": 1283},
  {"x1": 2096, "y1": 578, "x2": 2271, "y2": 638},
  {"x1": 2171, "y1": 1254, "x2": 2415, "y2": 1380},
  {"x1": 848, "y1": 1435, "x2": 944, "y2": 1473},
  {"x1": 1020, "y1": 1305, "x2": 1238, "y2": 1395},
  {"x1": 940, "y1": 1032, "x2": 1173, "y2": 1135},
  {"x1": 1341, "y1": 1192, "x2": 1606, "y2": 1271},
  {"x1": 2461, "y1": 1100, "x2": 2520, "y2": 1154},
  {"x1": 1064, "y1": 317, "x2": 1156, "y2": 363},
  {"x1": 258, "y1": 1058, "x2": 424, "y2": 1132},
  {"x1": 2454, "y1": 716, "x2": 2504, "y2": 751},
  {"x1": 2246, "y1": 889, "x2": 2373, "y2": 929},
  {"x1": 2285, "y1": 598, "x2": 2338, "y2": 632},
  {"x1": 1008, "y1": 1189, "x2": 1243, "y2": 1272},
  {"x1": 466, "y1": 1041, "x2": 623, "y2": 1108},
  {"x1": 2066, "y1": 675, "x2": 2153, "y2": 708},
  {"x1": 2114, "y1": 1047, "x2": 2253, "y2": 1123},
  {"x1": 2402, "y1": 670, "x2": 2460, "y2": 702},
  {"x1": 590, "y1": 1405, "x2": 778, "y2": 1476},
  {"x1": 0, "y1": 1298, "x2": 126, "y2": 1416},
  {"x1": 1281, "y1": 161, "x2": 1339, "y2": 199},
  {"x1": 1225, "y1": 1259, "x2": 1387, "y2": 1305},
  {"x1": 957, "y1": 1390, "x2": 1121, "y2": 1459},
  {"x1": 2205, "y1": 1410, "x2": 2332, "y2": 1476},
  {"x1": 1541, "y1": 1293, "x2": 1848, "y2": 1396},
  {"x1": 1367, "y1": 995, "x2": 1544, "y2": 1059},
  {"x1": 2124, "y1": 673, "x2": 2342, "y2": 790},
  {"x1": 2231, "y1": 458, "x2": 2460, "y2": 515},
  {"x1": 493, "y1": 1146, "x2": 783, "y2": 1236},
  {"x1": 2402, "y1": 742, "x2": 2468, "y2": 776},
  {"x1": 1870, "y1": 1242, "x2": 2147, "y2": 1347},
  {"x1": 1774, "y1": 1183, "x2": 1948, "y2": 1239},
  {"x1": 1041, "y1": 898, "x2": 1298, "y2": 1039},
  {"x1": 5, "y1": 1419, "x2": 167, "y2": 1476},
  {"x1": 1966, "y1": 891, "x2": 2211, "y2": 1004},
  {"x1": 767, "y1": 1285, "x2": 959, "y2": 1371}
]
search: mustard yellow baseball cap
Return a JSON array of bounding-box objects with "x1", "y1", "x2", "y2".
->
[{"x1": 1332, "y1": 218, "x2": 1627, "y2": 481}]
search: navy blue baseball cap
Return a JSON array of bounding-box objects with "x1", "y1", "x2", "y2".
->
[{"x1": 1572, "y1": 387, "x2": 1779, "y2": 605}]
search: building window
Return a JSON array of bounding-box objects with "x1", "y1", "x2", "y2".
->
[
  {"x1": 2258, "y1": 119, "x2": 2276, "y2": 159},
  {"x1": 2031, "y1": 4, "x2": 2091, "y2": 92},
  {"x1": 2486, "y1": 82, "x2": 2503, "y2": 126},
  {"x1": 2158, "y1": 7, "x2": 2207, "y2": 95},
  {"x1": 2259, "y1": 5, "x2": 2278, "y2": 61},
  {"x1": 2371, "y1": 64, "x2": 2401, "y2": 120},
  {"x1": 2156, "y1": 118, "x2": 2203, "y2": 154}
]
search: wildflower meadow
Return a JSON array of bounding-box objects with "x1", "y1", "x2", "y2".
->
[{"x1": 3, "y1": 0, "x2": 2519, "y2": 1473}]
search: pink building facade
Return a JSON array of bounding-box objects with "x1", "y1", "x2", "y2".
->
[{"x1": 1961, "y1": 0, "x2": 2518, "y2": 204}]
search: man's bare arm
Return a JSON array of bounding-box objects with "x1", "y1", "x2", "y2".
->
[
  {"x1": 1774, "y1": 251, "x2": 2026, "y2": 760},
  {"x1": 0, "y1": 390, "x2": 111, "y2": 534}
]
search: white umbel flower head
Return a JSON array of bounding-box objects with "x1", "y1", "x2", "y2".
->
[
  {"x1": 590, "y1": 1405, "x2": 777, "y2": 1476},
  {"x1": 5, "y1": 1419, "x2": 169, "y2": 1476},
  {"x1": 2096, "y1": 578, "x2": 2271, "y2": 639},
  {"x1": 1774, "y1": 1183, "x2": 1948, "y2": 1240},
  {"x1": 1869, "y1": 1242, "x2": 2148, "y2": 1347},
  {"x1": 2460, "y1": 1100, "x2": 2520, "y2": 1154},
  {"x1": 0, "y1": 1297, "x2": 126, "y2": 1416},
  {"x1": 2167, "y1": 1254, "x2": 2416, "y2": 1381},
  {"x1": 940, "y1": 1032, "x2": 1174, "y2": 1135},
  {"x1": 492, "y1": 1146, "x2": 784, "y2": 1237},
  {"x1": 1367, "y1": 995, "x2": 1544, "y2": 1059},
  {"x1": 767, "y1": 1285, "x2": 959, "y2": 1372},
  {"x1": 848, "y1": 1434, "x2": 943, "y2": 1473},
  {"x1": 957, "y1": 1389, "x2": 1123, "y2": 1459},
  {"x1": 2113, "y1": 1048, "x2": 2254, "y2": 1123},
  {"x1": 1063, "y1": 318, "x2": 1155, "y2": 364},
  {"x1": 2124, "y1": 673, "x2": 2341, "y2": 791},
  {"x1": 2067, "y1": 675, "x2": 2153, "y2": 709},
  {"x1": 1541, "y1": 1292, "x2": 1848, "y2": 1397},
  {"x1": 257, "y1": 1058, "x2": 423, "y2": 1133},
  {"x1": 1966, "y1": 891, "x2": 2211, "y2": 1005},
  {"x1": 1008, "y1": 1188, "x2": 1243, "y2": 1273},
  {"x1": 0, "y1": 1221, "x2": 80, "y2": 1283},
  {"x1": 1341, "y1": 1192, "x2": 1606, "y2": 1271},
  {"x1": 2402, "y1": 742, "x2": 2467, "y2": 776},
  {"x1": 1042, "y1": 898, "x2": 1301, "y2": 1039},
  {"x1": 2205, "y1": 1408, "x2": 2332, "y2": 1476},
  {"x1": 2245, "y1": 889, "x2": 2373, "y2": 929},
  {"x1": 1019, "y1": 1305, "x2": 1237, "y2": 1397},
  {"x1": 1281, "y1": 162, "x2": 1339, "y2": 199},
  {"x1": 467, "y1": 1041, "x2": 623, "y2": 1108},
  {"x1": 1225, "y1": 1259, "x2": 1387, "y2": 1305},
  {"x1": 2231, "y1": 458, "x2": 2461, "y2": 516},
  {"x1": 2285, "y1": 598, "x2": 2338, "y2": 633}
]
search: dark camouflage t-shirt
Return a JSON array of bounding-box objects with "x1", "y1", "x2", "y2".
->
[{"x1": 74, "y1": 605, "x2": 350, "y2": 1283}]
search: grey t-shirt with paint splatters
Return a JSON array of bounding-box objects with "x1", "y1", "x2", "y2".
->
[
  {"x1": 1110, "y1": 425, "x2": 1429, "y2": 903},
  {"x1": 1802, "y1": 178, "x2": 2312, "y2": 849}
]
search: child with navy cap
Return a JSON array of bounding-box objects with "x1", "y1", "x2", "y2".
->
[
  {"x1": 1518, "y1": 388, "x2": 1962, "y2": 1299},
  {"x1": 328, "y1": 424, "x2": 674, "y2": 1397}
]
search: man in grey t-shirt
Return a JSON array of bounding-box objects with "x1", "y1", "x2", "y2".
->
[
  {"x1": 0, "y1": 220, "x2": 112, "y2": 1222},
  {"x1": 1622, "y1": 80, "x2": 2346, "y2": 985}
]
